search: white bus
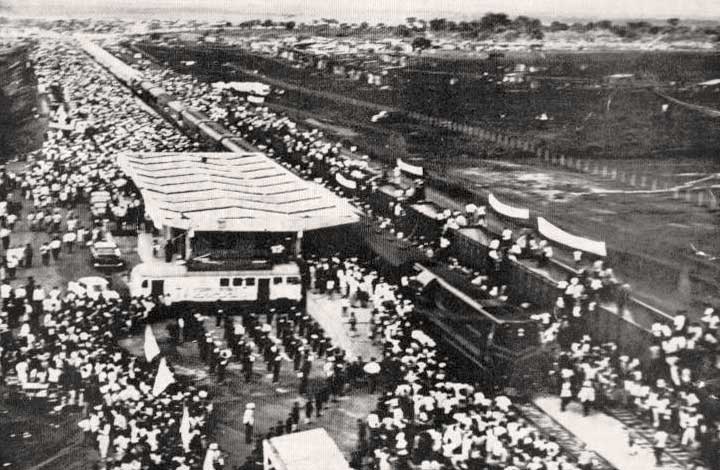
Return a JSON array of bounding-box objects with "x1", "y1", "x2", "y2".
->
[{"x1": 128, "y1": 262, "x2": 303, "y2": 304}]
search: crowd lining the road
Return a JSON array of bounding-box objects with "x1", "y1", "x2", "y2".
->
[{"x1": 0, "y1": 36, "x2": 718, "y2": 470}]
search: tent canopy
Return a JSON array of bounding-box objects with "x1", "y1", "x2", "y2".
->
[{"x1": 118, "y1": 152, "x2": 360, "y2": 232}]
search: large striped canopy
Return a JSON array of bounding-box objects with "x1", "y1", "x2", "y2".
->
[{"x1": 118, "y1": 152, "x2": 359, "y2": 232}]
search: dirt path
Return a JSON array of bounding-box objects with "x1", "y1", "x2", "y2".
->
[{"x1": 654, "y1": 90, "x2": 720, "y2": 118}]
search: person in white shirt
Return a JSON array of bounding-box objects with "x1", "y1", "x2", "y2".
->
[
  {"x1": 653, "y1": 429, "x2": 667, "y2": 465},
  {"x1": 49, "y1": 237, "x2": 62, "y2": 261},
  {"x1": 242, "y1": 403, "x2": 255, "y2": 444},
  {"x1": 63, "y1": 230, "x2": 76, "y2": 253},
  {"x1": 0, "y1": 226, "x2": 10, "y2": 250}
]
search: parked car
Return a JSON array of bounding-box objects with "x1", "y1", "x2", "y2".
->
[
  {"x1": 67, "y1": 276, "x2": 120, "y2": 301},
  {"x1": 90, "y1": 240, "x2": 125, "y2": 269}
]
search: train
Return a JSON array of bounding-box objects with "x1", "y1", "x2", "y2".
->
[
  {"x1": 128, "y1": 261, "x2": 304, "y2": 305},
  {"x1": 411, "y1": 262, "x2": 549, "y2": 390}
]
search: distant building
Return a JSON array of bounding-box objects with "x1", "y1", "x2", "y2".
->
[
  {"x1": 502, "y1": 72, "x2": 525, "y2": 84},
  {"x1": 605, "y1": 73, "x2": 635, "y2": 86}
]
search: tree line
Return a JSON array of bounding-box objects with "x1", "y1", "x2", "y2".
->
[{"x1": 230, "y1": 15, "x2": 720, "y2": 42}]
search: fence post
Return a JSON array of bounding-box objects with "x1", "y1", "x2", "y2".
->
[
  {"x1": 629, "y1": 173, "x2": 636, "y2": 186},
  {"x1": 709, "y1": 191, "x2": 719, "y2": 210},
  {"x1": 559, "y1": 154, "x2": 565, "y2": 166},
  {"x1": 651, "y1": 179, "x2": 658, "y2": 191},
  {"x1": 697, "y1": 191, "x2": 705, "y2": 207},
  {"x1": 640, "y1": 175, "x2": 647, "y2": 188}
]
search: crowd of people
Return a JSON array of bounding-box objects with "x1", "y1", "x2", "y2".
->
[
  {"x1": 550, "y1": 307, "x2": 720, "y2": 467},
  {"x1": 0, "y1": 39, "x2": 228, "y2": 470},
  {"x1": 1, "y1": 32, "x2": 718, "y2": 470},
  {"x1": 94, "y1": 39, "x2": 720, "y2": 468}
]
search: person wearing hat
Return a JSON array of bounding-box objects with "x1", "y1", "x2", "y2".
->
[
  {"x1": 652, "y1": 428, "x2": 668, "y2": 466},
  {"x1": 243, "y1": 403, "x2": 255, "y2": 444},
  {"x1": 49, "y1": 235, "x2": 62, "y2": 261},
  {"x1": 578, "y1": 380, "x2": 596, "y2": 416},
  {"x1": 217, "y1": 350, "x2": 230, "y2": 384},
  {"x1": 243, "y1": 353, "x2": 254, "y2": 383},
  {"x1": 23, "y1": 243, "x2": 33, "y2": 268},
  {"x1": 215, "y1": 307, "x2": 224, "y2": 328},
  {"x1": 272, "y1": 353, "x2": 282, "y2": 383}
]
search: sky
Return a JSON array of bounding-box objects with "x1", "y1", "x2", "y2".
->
[{"x1": 3, "y1": 0, "x2": 719, "y2": 22}]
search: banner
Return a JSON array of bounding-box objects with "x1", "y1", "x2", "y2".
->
[
  {"x1": 488, "y1": 193, "x2": 530, "y2": 220},
  {"x1": 335, "y1": 173, "x2": 358, "y2": 190},
  {"x1": 537, "y1": 217, "x2": 607, "y2": 257},
  {"x1": 397, "y1": 158, "x2": 424, "y2": 177},
  {"x1": 144, "y1": 325, "x2": 161, "y2": 362},
  {"x1": 152, "y1": 357, "x2": 176, "y2": 396},
  {"x1": 180, "y1": 406, "x2": 192, "y2": 452}
]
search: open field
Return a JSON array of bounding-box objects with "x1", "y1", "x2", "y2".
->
[{"x1": 138, "y1": 40, "x2": 720, "y2": 161}]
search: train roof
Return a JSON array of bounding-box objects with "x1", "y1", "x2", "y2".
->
[
  {"x1": 118, "y1": 152, "x2": 360, "y2": 232},
  {"x1": 131, "y1": 261, "x2": 301, "y2": 278},
  {"x1": 410, "y1": 202, "x2": 445, "y2": 220},
  {"x1": 414, "y1": 263, "x2": 538, "y2": 323}
]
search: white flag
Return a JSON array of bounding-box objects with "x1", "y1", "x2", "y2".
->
[
  {"x1": 180, "y1": 405, "x2": 192, "y2": 451},
  {"x1": 144, "y1": 324, "x2": 161, "y2": 362},
  {"x1": 152, "y1": 357, "x2": 175, "y2": 397}
]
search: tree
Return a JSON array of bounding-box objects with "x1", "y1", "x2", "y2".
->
[
  {"x1": 359, "y1": 21, "x2": 369, "y2": 30},
  {"x1": 285, "y1": 21, "x2": 296, "y2": 30},
  {"x1": 397, "y1": 25, "x2": 412, "y2": 37},
  {"x1": 550, "y1": 21, "x2": 569, "y2": 32},
  {"x1": 570, "y1": 22, "x2": 587, "y2": 33},
  {"x1": 667, "y1": 18, "x2": 680, "y2": 27},
  {"x1": 406, "y1": 17, "x2": 416, "y2": 25},
  {"x1": 597, "y1": 20, "x2": 613, "y2": 30},
  {"x1": 480, "y1": 13, "x2": 511, "y2": 32},
  {"x1": 429, "y1": 18, "x2": 448, "y2": 31},
  {"x1": 262, "y1": 19, "x2": 274, "y2": 28},
  {"x1": 530, "y1": 29, "x2": 544, "y2": 40},
  {"x1": 412, "y1": 37, "x2": 432, "y2": 52}
]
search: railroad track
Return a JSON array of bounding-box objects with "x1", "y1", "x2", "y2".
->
[
  {"x1": 515, "y1": 402, "x2": 618, "y2": 470},
  {"x1": 604, "y1": 406, "x2": 708, "y2": 470}
]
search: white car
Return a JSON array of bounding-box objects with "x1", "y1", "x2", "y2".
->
[{"x1": 67, "y1": 276, "x2": 120, "y2": 301}]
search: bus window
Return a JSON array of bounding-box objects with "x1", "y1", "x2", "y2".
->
[
  {"x1": 245, "y1": 278, "x2": 256, "y2": 286},
  {"x1": 287, "y1": 277, "x2": 301, "y2": 284},
  {"x1": 141, "y1": 280, "x2": 148, "y2": 288},
  {"x1": 233, "y1": 278, "x2": 243, "y2": 286},
  {"x1": 220, "y1": 278, "x2": 229, "y2": 287},
  {"x1": 273, "y1": 277, "x2": 283, "y2": 285}
]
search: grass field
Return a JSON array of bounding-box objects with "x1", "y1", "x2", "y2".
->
[{"x1": 137, "y1": 40, "x2": 720, "y2": 161}]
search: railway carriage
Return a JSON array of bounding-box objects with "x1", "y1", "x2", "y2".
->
[
  {"x1": 129, "y1": 262, "x2": 304, "y2": 306},
  {"x1": 412, "y1": 263, "x2": 548, "y2": 390}
]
